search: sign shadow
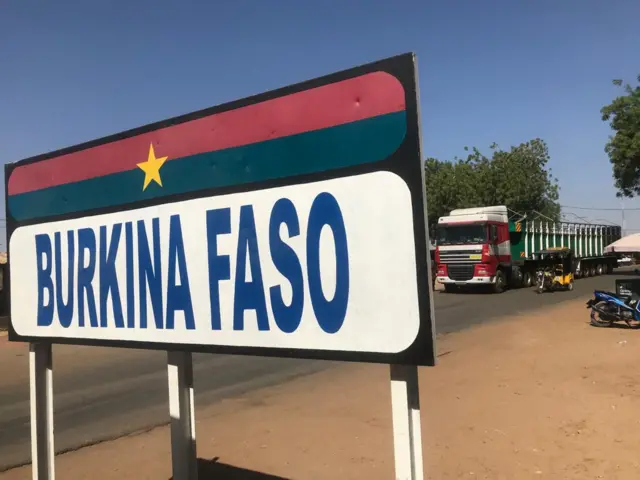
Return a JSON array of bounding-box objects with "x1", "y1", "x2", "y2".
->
[{"x1": 168, "y1": 456, "x2": 290, "y2": 480}]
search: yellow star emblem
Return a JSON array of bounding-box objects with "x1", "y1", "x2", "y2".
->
[{"x1": 137, "y1": 143, "x2": 168, "y2": 191}]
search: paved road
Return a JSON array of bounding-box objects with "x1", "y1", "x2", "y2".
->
[
  {"x1": 432, "y1": 270, "x2": 629, "y2": 334},
  {"x1": 0, "y1": 270, "x2": 633, "y2": 470}
]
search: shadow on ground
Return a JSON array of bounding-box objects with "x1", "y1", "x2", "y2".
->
[
  {"x1": 588, "y1": 321, "x2": 640, "y2": 330},
  {"x1": 611, "y1": 269, "x2": 640, "y2": 277},
  {"x1": 169, "y1": 457, "x2": 290, "y2": 480}
]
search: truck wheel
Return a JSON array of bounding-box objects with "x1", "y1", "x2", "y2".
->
[
  {"x1": 510, "y1": 269, "x2": 523, "y2": 288},
  {"x1": 597, "y1": 264, "x2": 604, "y2": 275},
  {"x1": 590, "y1": 265, "x2": 597, "y2": 276},
  {"x1": 522, "y1": 271, "x2": 533, "y2": 288},
  {"x1": 493, "y1": 270, "x2": 506, "y2": 293}
]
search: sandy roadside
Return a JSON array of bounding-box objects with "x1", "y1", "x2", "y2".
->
[{"x1": 3, "y1": 298, "x2": 640, "y2": 480}]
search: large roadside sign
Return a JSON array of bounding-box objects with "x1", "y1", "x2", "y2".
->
[{"x1": 5, "y1": 52, "x2": 435, "y2": 366}]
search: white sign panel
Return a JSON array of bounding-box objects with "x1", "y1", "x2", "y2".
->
[{"x1": 10, "y1": 172, "x2": 420, "y2": 354}]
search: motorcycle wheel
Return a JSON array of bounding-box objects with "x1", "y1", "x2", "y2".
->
[{"x1": 590, "y1": 301, "x2": 615, "y2": 328}]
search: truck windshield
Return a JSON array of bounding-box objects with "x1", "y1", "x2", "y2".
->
[{"x1": 436, "y1": 224, "x2": 487, "y2": 245}]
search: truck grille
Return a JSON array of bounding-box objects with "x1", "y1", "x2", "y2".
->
[
  {"x1": 447, "y1": 264, "x2": 475, "y2": 281},
  {"x1": 439, "y1": 250, "x2": 482, "y2": 264}
]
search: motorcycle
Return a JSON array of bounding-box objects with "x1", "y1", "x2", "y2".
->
[
  {"x1": 535, "y1": 267, "x2": 556, "y2": 294},
  {"x1": 586, "y1": 290, "x2": 640, "y2": 328},
  {"x1": 535, "y1": 269, "x2": 547, "y2": 293}
]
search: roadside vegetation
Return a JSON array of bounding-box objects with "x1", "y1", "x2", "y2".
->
[
  {"x1": 424, "y1": 138, "x2": 560, "y2": 231},
  {"x1": 601, "y1": 74, "x2": 640, "y2": 198}
]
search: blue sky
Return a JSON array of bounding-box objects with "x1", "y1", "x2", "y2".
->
[{"x1": 1, "y1": 0, "x2": 640, "y2": 249}]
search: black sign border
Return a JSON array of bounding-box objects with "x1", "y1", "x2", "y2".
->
[
  {"x1": 5, "y1": 52, "x2": 437, "y2": 366},
  {"x1": 615, "y1": 278, "x2": 640, "y2": 299}
]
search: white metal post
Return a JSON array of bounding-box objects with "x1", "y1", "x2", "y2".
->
[
  {"x1": 584, "y1": 226, "x2": 591, "y2": 257},
  {"x1": 552, "y1": 223, "x2": 556, "y2": 247},
  {"x1": 585, "y1": 226, "x2": 589, "y2": 256},
  {"x1": 584, "y1": 226, "x2": 589, "y2": 257},
  {"x1": 538, "y1": 221, "x2": 543, "y2": 250},
  {"x1": 578, "y1": 225, "x2": 582, "y2": 257},
  {"x1": 167, "y1": 351, "x2": 198, "y2": 480},
  {"x1": 30, "y1": 342, "x2": 55, "y2": 480},
  {"x1": 598, "y1": 226, "x2": 601, "y2": 255},
  {"x1": 560, "y1": 223, "x2": 565, "y2": 248},
  {"x1": 390, "y1": 364, "x2": 424, "y2": 480},
  {"x1": 545, "y1": 222, "x2": 549, "y2": 249},
  {"x1": 525, "y1": 221, "x2": 529, "y2": 258},
  {"x1": 571, "y1": 225, "x2": 574, "y2": 253},
  {"x1": 599, "y1": 226, "x2": 603, "y2": 255}
]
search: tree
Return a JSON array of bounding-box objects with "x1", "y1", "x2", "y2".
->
[
  {"x1": 601, "y1": 75, "x2": 640, "y2": 197},
  {"x1": 424, "y1": 138, "x2": 560, "y2": 232},
  {"x1": 485, "y1": 139, "x2": 560, "y2": 220}
]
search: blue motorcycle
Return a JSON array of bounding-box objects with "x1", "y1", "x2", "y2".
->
[{"x1": 586, "y1": 290, "x2": 640, "y2": 328}]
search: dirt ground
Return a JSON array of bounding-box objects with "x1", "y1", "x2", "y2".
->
[{"x1": 3, "y1": 298, "x2": 640, "y2": 479}]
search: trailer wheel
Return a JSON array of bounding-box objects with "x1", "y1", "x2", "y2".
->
[
  {"x1": 510, "y1": 268, "x2": 523, "y2": 287},
  {"x1": 597, "y1": 264, "x2": 604, "y2": 275},
  {"x1": 590, "y1": 265, "x2": 597, "y2": 277},
  {"x1": 522, "y1": 271, "x2": 533, "y2": 288}
]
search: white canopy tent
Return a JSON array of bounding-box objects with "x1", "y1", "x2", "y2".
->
[{"x1": 604, "y1": 233, "x2": 640, "y2": 254}]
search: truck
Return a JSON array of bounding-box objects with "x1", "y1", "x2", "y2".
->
[{"x1": 434, "y1": 205, "x2": 622, "y2": 293}]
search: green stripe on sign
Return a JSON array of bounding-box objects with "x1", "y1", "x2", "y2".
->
[{"x1": 9, "y1": 111, "x2": 406, "y2": 221}]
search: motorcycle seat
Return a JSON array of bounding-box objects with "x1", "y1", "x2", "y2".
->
[
  {"x1": 596, "y1": 290, "x2": 623, "y2": 298},
  {"x1": 595, "y1": 290, "x2": 638, "y2": 305}
]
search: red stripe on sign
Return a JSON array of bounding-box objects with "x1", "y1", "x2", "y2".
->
[{"x1": 8, "y1": 71, "x2": 405, "y2": 195}]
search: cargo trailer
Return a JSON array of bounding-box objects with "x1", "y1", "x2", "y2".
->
[{"x1": 434, "y1": 205, "x2": 622, "y2": 293}]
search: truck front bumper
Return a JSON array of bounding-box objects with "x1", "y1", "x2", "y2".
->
[{"x1": 436, "y1": 275, "x2": 495, "y2": 285}]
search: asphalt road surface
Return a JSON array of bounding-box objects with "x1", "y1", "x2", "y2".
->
[{"x1": 0, "y1": 269, "x2": 634, "y2": 470}]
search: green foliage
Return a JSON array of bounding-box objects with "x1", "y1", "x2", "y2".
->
[
  {"x1": 424, "y1": 138, "x2": 560, "y2": 231},
  {"x1": 601, "y1": 75, "x2": 640, "y2": 197}
]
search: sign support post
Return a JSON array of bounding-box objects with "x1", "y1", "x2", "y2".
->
[
  {"x1": 167, "y1": 351, "x2": 198, "y2": 480},
  {"x1": 29, "y1": 342, "x2": 55, "y2": 480},
  {"x1": 390, "y1": 364, "x2": 423, "y2": 480}
]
